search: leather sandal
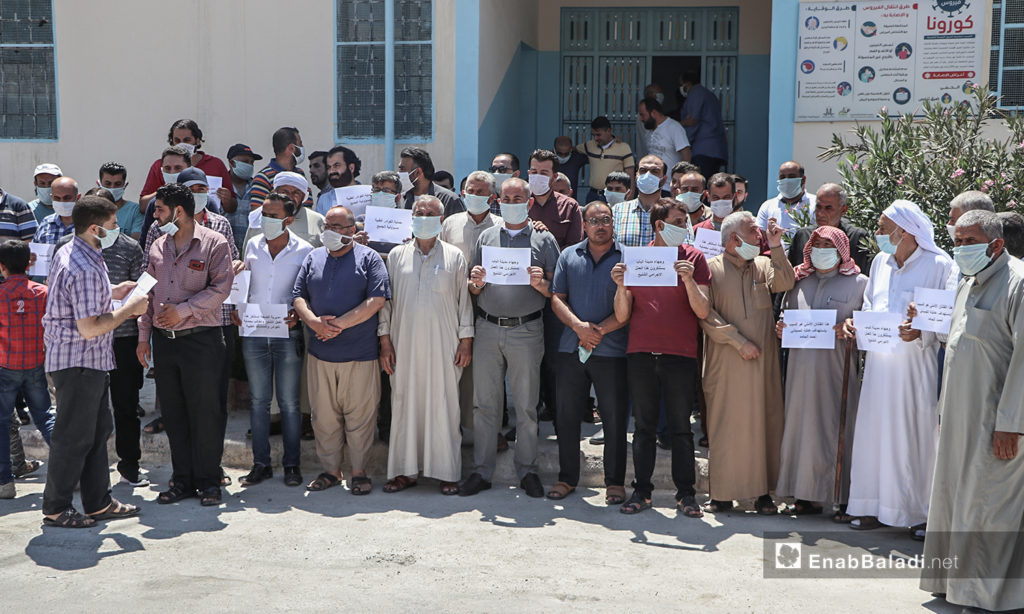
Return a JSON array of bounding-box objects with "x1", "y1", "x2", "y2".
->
[
  {"x1": 383, "y1": 475, "x2": 418, "y2": 493},
  {"x1": 546, "y1": 481, "x2": 575, "y2": 500},
  {"x1": 605, "y1": 485, "x2": 627, "y2": 505}
]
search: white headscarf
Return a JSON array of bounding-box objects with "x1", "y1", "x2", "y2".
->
[
  {"x1": 273, "y1": 171, "x2": 308, "y2": 193},
  {"x1": 883, "y1": 199, "x2": 947, "y2": 257}
]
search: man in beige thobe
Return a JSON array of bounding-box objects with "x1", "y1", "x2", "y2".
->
[
  {"x1": 921, "y1": 210, "x2": 1024, "y2": 611},
  {"x1": 700, "y1": 211, "x2": 794, "y2": 513},
  {"x1": 379, "y1": 196, "x2": 474, "y2": 495},
  {"x1": 439, "y1": 171, "x2": 501, "y2": 444}
]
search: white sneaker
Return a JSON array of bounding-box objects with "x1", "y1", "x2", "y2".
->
[
  {"x1": 0, "y1": 481, "x2": 15, "y2": 499},
  {"x1": 120, "y1": 472, "x2": 151, "y2": 487}
]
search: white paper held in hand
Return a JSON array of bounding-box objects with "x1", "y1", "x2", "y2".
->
[
  {"x1": 333, "y1": 185, "x2": 373, "y2": 219},
  {"x1": 852, "y1": 310, "x2": 903, "y2": 353},
  {"x1": 225, "y1": 271, "x2": 251, "y2": 305},
  {"x1": 364, "y1": 206, "x2": 412, "y2": 244},
  {"x1": 207, "y1": 176, "x2": 223, "y2": 210},
  {"x1": 125, "y1": 272, "x2": 158, "y2": 303},
  {"x1": 912, "y1": 287, "x2": 955, "y2": 334},
  {"x1": 693, "y1": 227, "x2": 725, "y2": 259},
  {"x1": 27, "y1": 243, "x2": 54, "y2": 276},
  {"x1": 623, "y1": 246, "x2": 678, "y2": 287},
  {"x1": 781, "y1": 309, "x2": 837, "y2": 349},
  {"x1": 481, "y1": 246, "x2": 531, "y2": 285},
  {"x1": 238, "y1": 303, "x2": 290, "y2": 339}
]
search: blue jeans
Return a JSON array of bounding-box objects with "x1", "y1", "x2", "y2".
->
[
  {"x1": 0, "y1": 365, "x2": 54, "y2": 484},
  {"x1": 242, "y1": 334, "x2": 303, "y2": 468}
]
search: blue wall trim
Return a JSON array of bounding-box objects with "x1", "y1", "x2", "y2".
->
[
  {"x1": 453, "y1": 0, "x2": 480, "y2": 184},
  {"x1": 734, "y1": 54, "x2": 771, "y2": 207},
  {"x1": 767, "y1": 0, "x2": 799, "y2": 198},
  {"x1": 477, "y1": 42, "x2": 539, "y2": 173}
]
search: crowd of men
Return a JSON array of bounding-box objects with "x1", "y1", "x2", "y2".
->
[{"x1": 1, "y1": 98, "x2": 1022, "y2": 611}]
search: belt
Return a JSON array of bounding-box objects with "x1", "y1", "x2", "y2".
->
[
  {"x1": 477, "y1": 308, "x2": 543, "y2": 328},
  {"x1": 156, "y1": 326, "x2": 217, "y2": 340}
]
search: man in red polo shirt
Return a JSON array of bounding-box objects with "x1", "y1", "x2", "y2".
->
[
  {"x1": 612, "y1": 197, "x2": 711, "y2": 518},
  {"x1": 0, "y1": 240, "x2": 54, "y2": 499},
  {"x1": 139, "y1": 119, "x2": 235, "y2": 212}
]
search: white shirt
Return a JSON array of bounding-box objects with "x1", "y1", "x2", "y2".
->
[
  {"x1": 646, "y1": 117, "x2": 690, "y2": 170},
  {"x1": 244, "y1": 231, "x2": 314, "y2": 305},
  {"x1": 755, "y1": 191, "x2": 817, "y2": 245}
]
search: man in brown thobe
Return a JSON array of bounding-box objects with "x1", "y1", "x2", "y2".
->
[{"x1": 700, "y1": 211, "x2": 794, "y2": 514}]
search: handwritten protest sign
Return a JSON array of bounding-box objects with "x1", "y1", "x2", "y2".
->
[
  {"x1": 364, "y1": 206, "x2": 412, "y2": 244},
  {"x1": 912, "y1": 287, "x2": 955, "y2": 334},
  {"x1": 853, "y1": 311, "x2": 903, "y2": 353},
  {"x1": 207, "y1": 176, "x2": 222, "y2": 210},
  {"x1": 225, "y1": 271, "x2": 250, "y2": 305},
  {"x1": 693, "y1": 227, "x2": 724, "y2": 259},
  {"x1": 27, "y1": 243, "x2": 54, "y2": 277},
  {"x1": 623, "y1": 246, "x2": 678, "y2": 287},
  {"x1": 238, "y1": 303, "x2": 289, "y2": 338},
  {"x1": 481, "y1": 246, "x2": 531, "y2": 286},
  {"x1": 334, "y1": 185, "x2": 372, "y2": 219},
  {"x1": 781, "y1": 309, "x2": 837, "y2": 349}
]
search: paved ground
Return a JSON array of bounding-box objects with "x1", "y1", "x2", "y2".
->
[{"x1": 1, "y1": 463, "x2": 962, "y2": 613}]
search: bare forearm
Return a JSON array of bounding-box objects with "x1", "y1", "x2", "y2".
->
[
  {"x1": 613, "y1": 285, "x2": 632, "y2": 323},
  {"x1": 551, "y1": 294, "x2": 580, "y2": 329},
  {"x1": 293, "y1": 297, "x2": 317, "y2": 325},
  {"x1": 335, "y1": 297, "x2": 386, "y2": 329},
  {"x1": 76, "y1": 307, "x2": 131, "y2": 339},
  {"x1": 685, "y1": 281, "x2": 711, "y2": 319}
]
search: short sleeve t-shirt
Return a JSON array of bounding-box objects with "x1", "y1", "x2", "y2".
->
[
  {"x1": 646, "y1": 117, "x2": 691, "y2": 171},
  {"x1": 293, "y1": 243, "x2": 391, "y2": 363},
  {"x1": 626, "y1": 244, "x2": 710, "y2": 358},
  {"x1": 472, "y1": 225, "x2": 561, "y2": 317}
]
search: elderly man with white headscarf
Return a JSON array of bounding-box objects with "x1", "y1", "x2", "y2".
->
[
  {"x1": 244, "y1": 171, "x2": 326, "y2": 248},
  {"x1": 841, "y1": 200, "x2": 958, "y2": 533}
]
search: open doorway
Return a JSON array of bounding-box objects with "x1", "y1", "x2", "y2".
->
[{"x1": 651, "y1": 55, "x2": 701, "y2": 119}]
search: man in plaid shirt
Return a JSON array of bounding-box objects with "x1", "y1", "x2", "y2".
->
[
  {"x1": 33, "y1": 177, "x2": 80, "y2": 245},
  {"x1": 0, "y1": 240, "x2": 54, "y2": 499}
]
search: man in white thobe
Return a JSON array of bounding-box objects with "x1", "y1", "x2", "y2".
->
[
  {"x1": 378, "y1": 196, "x2": 474, "y2": 495},
  {"x1": 920, "y1": 210, "x2": 1024, "y2": 611},
  {"x1": 843, "y1": 200, "x2": 957, "y2": 530}
]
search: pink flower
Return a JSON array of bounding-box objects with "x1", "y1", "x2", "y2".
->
[
  {"x1": 951, "y1": 169, "x2": 965, "y2": 178},
  {"x1": 985, "y1": 179, "x2": 996, "y2": 186},
  {"x1": 852, "y1": 164, "x2": 860, "y2": 171},
  {"x1": 1010, "y1": 200, "x2": 1018, "y2": 209},
  {"x1": 981, "y1": 185, "x2": 989, "y2": 192},
  {"x1": 1006, "y1": 184, "x2": 1013, "y2": 191},
  {"x1": 897, "y1": 178, "x2": 904, "y2": 186}
]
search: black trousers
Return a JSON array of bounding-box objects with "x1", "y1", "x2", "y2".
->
[
  {"x1": 218, "y1": 324, "x2": 235, "y2": 413},
  {"x1": 627, "y1": 353, "x2": 697, "y2": 500},
  {"x1": 153, "y1": 328, "x2": 226, "y2": 491},
  {"x1": 110, "y1": 336, "x2": 143, "y2": 477},
  {"x1": 42, "y1": 368, "x2": 113, "y2": 516},
  {"x1": 556, "y1": 352, "x2": 628, "y2": 487}
]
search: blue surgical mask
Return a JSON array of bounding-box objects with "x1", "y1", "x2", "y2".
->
[
  {"x1": 35, "y1": 186, "x2": 52, "y2": 206},
  {"x1": 578, "y1": 345, "x2": 593, "y2": 363},
  {"x1": 710, "y1": 199, "x2": 734, "y2": 219},
  {"x1": 53, "y1": 201, "x2": 76, "y2": 217},
  {"x1": 500, "y1": 202, "x2": 529, "y2": 225},
  {"x1": 778, "y1": 177, "x2": 804, "y2": 200},
  {"x1": 411, "y1": 215, "x2": 443, "y2": 239},
  {"x1": 659, "y1": 221, "x2": 689, "y2": 247},
  {"x1": 261, "y1": 216, "x2": 286, "y2": 241},
  {"x1": 810, "y1": 247, "x2": 840, "y2": 270},
  {"x1": 556, "y1": 154, "x2": 571, "y2": 165},
  {"x1": 232, "y1": 161, "x2": 254, "y2": 180},
  {"x1": 371, "y1": 191, "x2": 397, "y2": 208},
  {"x1": 98, "y1": 226, "x2": 120, "y2": 250},
  {"x1": 293, "y1": 145, "x2": 305, "y2": 164},
  {"x1": 159, "y1": 215, "x2": 180, "y2": 236},
  {"x1": 876, "y1": 231, "x2": 900, "y2": 255},
  {"x1": 636, "y1": 172, "x2": 662, "y2": 195},
  {"x1": 162, "y1": 171, "x2": 179, "y2": 185},
  {"x1": 675, "y1": 191, "x2": 702, "y2": 213},
  {"x1": 464, "y1": 193, "x2": 491, "y2": 215},
  {"x1": 192, "y1": 192, "x2": 209, "y2": 214},
  {"x1": 953, "y1": 242, "x2": 994, "y2": 276},
  {"x1": 605, "y1": 190, "x2": 626, "y2": 206},
  {"x1": 736, "y1": 239, "x2": 760, "y2": 261}
]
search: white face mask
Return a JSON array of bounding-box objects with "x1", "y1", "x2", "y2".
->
[
  {"x1": 261, "y1": 216, "x2": 286, "y2": 241},
  {"x1": 710, "y1": 199, "x2": 734, "y2": 219},
  {"x1": 398, "y1": 171, "x2": 413, "y2": 193},
  {"x1": 162, "y1": 171, "x2": 180, "y2": 185},
  {"x1": 946, "y1": 224, "x2": 957, "y2": 243},
  {"x1": 528, "y1": 173, "x2": 550, "y2": 196},
  {"x1": 675, "y1": 191, "x2": 703, "y2": 213},
  {"x1": 293, "y1": 145, "x2": 305, "y2": 164},
  {"x1": 53, "y1": 200, "x2": 76, "y2": 217},
  {"x1": 320, "y1": 229, "x2": 352, "y2": 252},
  {"x1": 464, "y1": 193, "x2": 492, "y2": 215},
  {"x1": 192, "y1": 192, "x2": 208, "y2": 214},
  {"x1": 159, "y1": 214, "x2": 180, "y2": 236},
  {"x1": 605, "y1": 190, "x2": 627, "y2": 206},
  {"x1": 177, "y1": 142, "x2": 196, "y2": 156},
  {"x1": 371, "y1": 191, "x2": 397, "y2": 208}
]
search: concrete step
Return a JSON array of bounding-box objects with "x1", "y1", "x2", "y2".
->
[{"x1": 17, "y1": 378, "x2": 710, "y2": 493}]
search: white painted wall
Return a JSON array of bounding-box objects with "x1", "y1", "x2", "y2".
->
[{"x1": 0, "y1": 0, "x2": 457, "y2": 201}]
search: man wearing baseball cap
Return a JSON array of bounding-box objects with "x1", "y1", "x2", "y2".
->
[
  {"x1": 29, "y1": 163, "x2": 62, "y2": 223},
  {"x1": 224, "y1": 144, "x2": 263, "y2": 254}
]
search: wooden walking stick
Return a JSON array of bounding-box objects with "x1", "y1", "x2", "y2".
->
[{"x1": 834, "y1": 338, "x2": 853, "y2": 508}]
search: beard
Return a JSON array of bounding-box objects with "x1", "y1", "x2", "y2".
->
[
  {"x1": 329, "y1": 170, "x2": 353, "y2": 188},
  {"x1": 643, "y1": 118, "x2": 657, "y2": 131}
]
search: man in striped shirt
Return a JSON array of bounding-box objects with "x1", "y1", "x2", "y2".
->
[
  {"x1": 249, "y1": 127, "x2": 313, "y2": 209},
  {"x1": 0, "y1": 188, "x2": 39, "y2": 242}
]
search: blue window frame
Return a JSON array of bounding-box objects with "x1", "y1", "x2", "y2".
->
[
  {"x1": 993, "y1": 1, "x2": 1024, "y2": 109},
  {"x1": 0, "y1": 0, "x2": 57, "y2": 140},
  {"x1": 336, "y1": 0, "x2": 433, "y2": 141}
]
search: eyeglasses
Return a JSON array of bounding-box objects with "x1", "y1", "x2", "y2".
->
[
  {"x1": 371, "y1": 187, "x2": 399, "y2": 195},
  {"x1": 325, "y1": 223, "x2": 355, "y2": 232},
  {"x1": 585, "y1": 216, "x2": 613, "y2": 226},
  {"x1": 489, "y1": 166, "x2": 510, "y2": 173}
]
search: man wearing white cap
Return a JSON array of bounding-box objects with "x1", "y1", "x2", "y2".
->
[
  {"x1": 244, "y1": 171, "x2": 325, "y2": 249},
  {"x1": 842, "y1": 200, "x2": 958, "y2": 533},
  {"x1": 28, "y1": 163, "x2": 62, "y2": 223}
]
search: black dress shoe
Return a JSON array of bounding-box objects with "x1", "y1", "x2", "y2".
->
[
  {"x1": 458, "y1": 472, "x2": 492, "y2": 496},
  {"x1": 656, "y1": 434, "x2": 672, "y2": 450},
  {"x1": 537, "y1": 407, "x2": 555, "y2": 422},
  {"x1": 283, "y1": 466, "x2": 302, "y2": 487},
  {"x1": 520, "y1": 473, "x2": 544, "y2": 498},
  {"x1": 239, "y1": 463, "x2": 272, "y2": 486}
]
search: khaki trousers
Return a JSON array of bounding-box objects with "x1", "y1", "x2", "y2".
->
[{"x1": 307, "y1": 355, "x2": 380, "y2": 473}]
